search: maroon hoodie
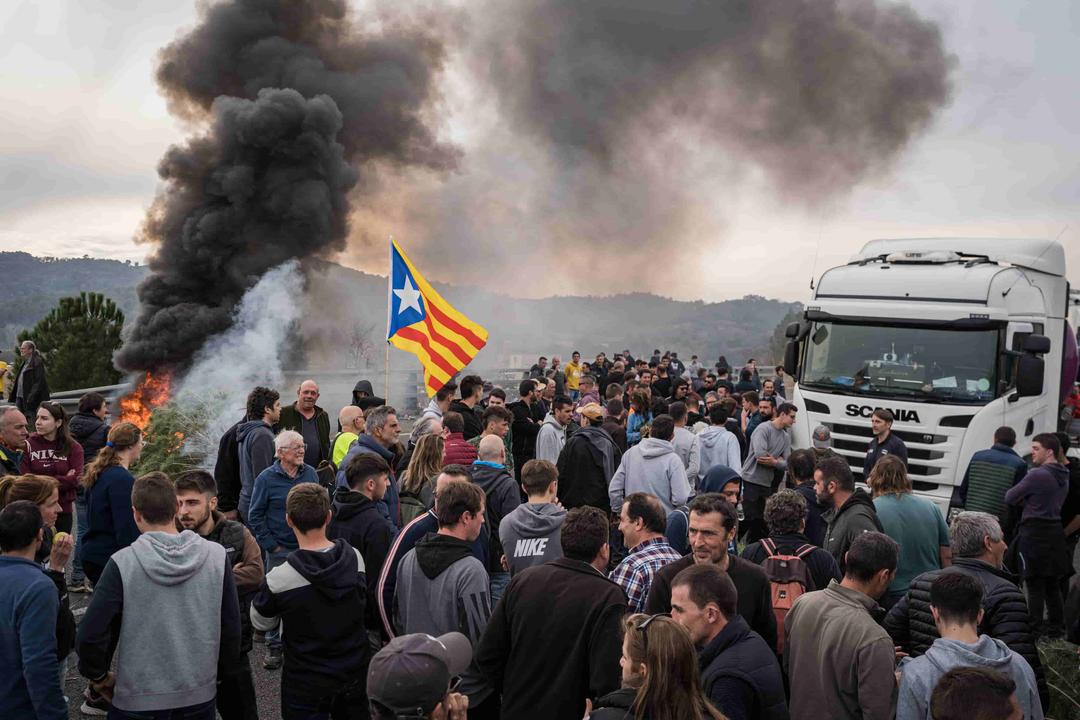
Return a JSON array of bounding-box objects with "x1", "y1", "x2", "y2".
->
[{"x1": 21, "y1": 433, "x2": 84, "y2": 513}]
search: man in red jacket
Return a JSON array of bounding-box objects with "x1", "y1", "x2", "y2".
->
[{"x1": 442, "y1": 411, "x2": 478, "y2": 467}]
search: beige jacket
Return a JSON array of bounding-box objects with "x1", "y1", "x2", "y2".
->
[{"x1": 784, "y1": 580, "x2": 897, "y2": 720}]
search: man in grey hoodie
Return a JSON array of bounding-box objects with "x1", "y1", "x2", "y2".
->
[
  {"x1": 669, "y1": 401, "x2": 701, "y2": 490},
  {"x1": 500, "y1": 459, "x2": 566, "y2": 575},
  {"x1": 609, "y1": 414, "x2": 692, "y2": 515},
  {"x1": 897, "y1": 572, "x2": 1042, "y2": 720},
  {"x1": 77, "y1": 473, "x2": 241, "y2": 719},
  {"x1": 236, "y1": 386, "x2": 281, "y2": 522},
  {"x1": 536, "y1": 395, "x2": 573, "y2": 464},
  {"x1": 698, "y1": 405, "x2": 742, "y2": 479},
  {"x1": 395, "y1": 479, "x2": 497, "y2": 717}
]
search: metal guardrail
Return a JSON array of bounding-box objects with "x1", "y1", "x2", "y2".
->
[{"x1": 47, "y1": 382, "x2": 132, "y2": 418}]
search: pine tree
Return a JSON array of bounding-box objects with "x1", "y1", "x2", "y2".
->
[{"x1": 16, "y1": 292, "x2": 125, "y2": 392}]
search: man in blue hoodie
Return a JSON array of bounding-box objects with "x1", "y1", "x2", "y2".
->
[
  {"x1": 335, "y1": 405, "x2": 402, "y2": 531},
  {"x1": 236, "y1": 386, "x2": 281, "y2": 522},
  {"x1": 249, "y1": 429, "x2": 319, "y2": 670},
  {"x1": 0, "y1": 501, "x2": 66, "y2": 720},
  {"x1": 252, "y1": 483, "x2": 371, "y2": 720},
  {"x1": 897, "y1": 572, "x2": 1042, "y2": 720},
  {"x1": 76, "y1": 473, "x2": 241, "y2": 720}
]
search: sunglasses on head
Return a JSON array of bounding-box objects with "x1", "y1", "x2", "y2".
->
[{"x1": 634, "y1": 612, "x2": 670, "y2": 654}]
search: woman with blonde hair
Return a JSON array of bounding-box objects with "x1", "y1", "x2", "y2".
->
[
  {"x1": 399, "y1": 432, "x2": 445, "y2": 524},
  {"x1": 0, "y1": 474, "x2": 77, "y2": 677},
  {"x1": 590, "y1": 613, "x2": 727, "y2": 720},
  {"x1": 80, "y1": 421, "x2": 143, "y2": 584},
  {"x1": 868, "y1": 454, "x2": 952, "y2": 609}
]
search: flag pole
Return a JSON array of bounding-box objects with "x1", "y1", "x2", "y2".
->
[{"x1": 385, "y1": 236, "x2": 393, "y2": 404}]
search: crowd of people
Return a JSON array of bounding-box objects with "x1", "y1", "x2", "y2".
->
[{"x1": 0, "y1": 347, "x2": 1078, "y2": 720}]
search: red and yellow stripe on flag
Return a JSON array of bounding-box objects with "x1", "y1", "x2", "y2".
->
[{"x1": 386, "y1": 239, "x2": 488, "y2": 396}]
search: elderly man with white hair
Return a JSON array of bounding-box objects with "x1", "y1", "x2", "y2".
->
[{"x1": 247, "y1": 429, "x2": 320, "y2": 670}]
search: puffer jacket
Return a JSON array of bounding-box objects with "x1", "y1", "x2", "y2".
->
[
  {"x1": 443, "y1": 432, "x2": 479, "y2": 467},
  {"x1": 884, "y1": 558, "x2": 1048, "y2": 711},
  {"x1": 589, "y1": 688, "x2": 640, "y2": 720},
  {"x1": 68, "y1": 412, "x2": 109, "y2": 463}
]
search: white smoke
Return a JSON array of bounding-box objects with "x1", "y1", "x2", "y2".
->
[{"x1": 172, "y1": 260, "x2": 304, "y2": 465}]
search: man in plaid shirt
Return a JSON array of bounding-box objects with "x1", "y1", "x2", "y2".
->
[{"x1": 610, "y1": 492, "x2": 683, "y2": 611}]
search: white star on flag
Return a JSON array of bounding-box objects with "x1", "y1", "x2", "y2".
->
[{"x1": 394, "y1": 276, "x2": 423, "y2": 316}]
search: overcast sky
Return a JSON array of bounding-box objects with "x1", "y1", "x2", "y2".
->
[{"x1": 0, "y1": 0, "x2": 1077, "y2": 303}]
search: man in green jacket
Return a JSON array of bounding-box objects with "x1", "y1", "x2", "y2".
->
[
  {"x1": 785, "y1": 532, "x2": 900, "y2": 720},
  {"x1": 277, "y1": 380, "x2": 331, "y2": 470}
]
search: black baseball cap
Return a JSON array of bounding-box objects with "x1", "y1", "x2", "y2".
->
[{"x1": 368, "y1": 632, "x2": 472, "y2": 717}]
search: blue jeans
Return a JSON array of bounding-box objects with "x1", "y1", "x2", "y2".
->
[
  {"x1": 265, "y1": 549, "x2": 292, "y2": 650},
  {"x1": 107, "y1": 698, "x2": 216, "y2": 719},
  {"x1": 490, "y1": 571, "x2": 511, "y2": 606},
  {"x1": 71, "y1": 489, "x2": 89, "y2": 583}
]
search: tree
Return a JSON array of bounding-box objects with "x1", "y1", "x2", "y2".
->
[
  {"x1": 346, "y1": 320, "x2": 378, "y2": 368},
  {"x1": 16, "y1": 292, "x2": 125, "y2": 392}
]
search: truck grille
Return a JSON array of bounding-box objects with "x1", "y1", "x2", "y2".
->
[{"x1": 814, "y1": 417, "x2": 963, "y2": 493}]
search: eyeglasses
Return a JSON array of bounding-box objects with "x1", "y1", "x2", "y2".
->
[
  {"x1": 284, "y1": 444, "x2": 307, "y2": 452},
  {"x1": 635, "y1": 612, "x2": 670, "y2": 655}
]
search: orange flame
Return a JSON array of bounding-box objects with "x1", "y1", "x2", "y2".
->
[{"x1": 119, "y1": 372, "x2": 172, "y2": 430}]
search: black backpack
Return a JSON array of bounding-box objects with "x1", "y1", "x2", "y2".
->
[{"x1": 214, "y1": 419, "x2": 244, "y2": 513}]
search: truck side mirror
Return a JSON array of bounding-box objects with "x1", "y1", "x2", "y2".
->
[
  {"x1": 1015, "y1": 354, "x2": 1045, "y2": 397},
  {"x1": 784, "y1": 340, "x2": 800, "y2": 377},
  {"x1": 784, "y1": 322, "x2": 800, "y2": 339},
  {"x1": 1021, "y1": 334, "x2": 1050, "y2": 354}
]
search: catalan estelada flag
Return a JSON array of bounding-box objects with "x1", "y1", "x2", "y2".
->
[{"x1": 386, "y1": 239, "x2": 488, "y2": 396}]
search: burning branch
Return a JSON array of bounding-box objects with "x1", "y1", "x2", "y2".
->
[{"x1": 119, "y1": 372, "x2": 173, "y2": 430}]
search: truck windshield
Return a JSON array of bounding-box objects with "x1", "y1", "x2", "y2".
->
[{"x1": 801, "y1": 322, "x2": 1001, "y2": 405}]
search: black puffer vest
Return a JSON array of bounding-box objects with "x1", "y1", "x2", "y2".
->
[
  {"x1": 207, "y1": 517, "x2": 254, "y2": 653},
  {"x1": 700, "y1": 615, "x2": 789, "y2": 720}
]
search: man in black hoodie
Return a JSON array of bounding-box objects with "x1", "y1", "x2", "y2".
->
[
  {"x1": 557, "y1": 402, "x2": 622, "y2": 512},
  {"x1": 251, "y1": 484, "x2": 370, "y2": 719},
  {"x1": 507, "y1": 380, "x2": 541, "y2": 480},
  {"x1": 476, "y1": 506, "x2": 627, "y2": 720},
  {"x1": 328, "y1": 453, "x2": 395, "y2": 641},
  {"x1": 448, "y1": 375, "x2": 485, "y2": 441},
  {"x1": 351, "y1": 379, "x2": 386, "y2": 412}
]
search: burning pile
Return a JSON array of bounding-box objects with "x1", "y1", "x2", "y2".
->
[{"x1": 118, "y1": 372, "x2": 172, "y2": 430}]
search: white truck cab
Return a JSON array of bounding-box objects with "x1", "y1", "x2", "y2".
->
[{"x1": 783, "y1": 238, "x2": 1073, "y2": 515}]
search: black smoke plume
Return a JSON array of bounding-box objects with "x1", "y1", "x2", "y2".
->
[{"x1": 116, "y1": 0, "x2": 456, "y2": 372}]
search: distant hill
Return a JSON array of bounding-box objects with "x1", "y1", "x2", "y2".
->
[
  {"x1": 0, "y1": 253, "x2": 146, "y2": 348},
  {"x1": 0, "y1": 253, "x2": 799, "y2": 364}
]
